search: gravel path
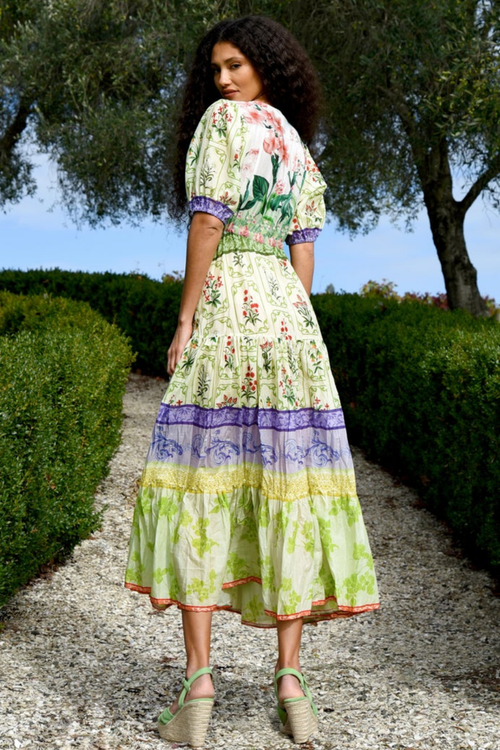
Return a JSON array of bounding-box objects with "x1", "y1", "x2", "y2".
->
[{"x1": 1, "y1": 373, "x2": 499, "y2": 750}]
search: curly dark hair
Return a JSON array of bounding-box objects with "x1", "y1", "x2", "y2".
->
[{"x1": 169, "y1": 15, "x2": 323, "y2": 220}]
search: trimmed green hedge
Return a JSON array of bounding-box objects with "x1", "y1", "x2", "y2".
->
[
  {"x1": 0, "y1": 269, "x2": 182, "y2": 375},
  {"x1": 0, "y1": 292, "x2": 134, "y2": 606},
  {"x1": 312, "y1": 293, "x2": 500, "y2": 574},
  {"x1": 0, "y1": 270, "x2": 498, "y2": 574}
]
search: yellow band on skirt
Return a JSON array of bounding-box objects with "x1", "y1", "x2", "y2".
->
[{"x1": 140, "y1": 461, "x2": 357, "y2": 502}]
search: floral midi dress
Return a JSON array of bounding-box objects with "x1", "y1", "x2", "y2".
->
[{"x1": 124, "y1": 99, "x2": 380, "y2": 626}]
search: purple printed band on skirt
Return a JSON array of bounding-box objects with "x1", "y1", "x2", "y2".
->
[
  {"x1": 189, "y1": 196, "x2": 234, "y2": 224},
  {"x1": 147, "y1": 420, "x2": 353, "y2": 471},
  {"x1": 285, "y1": 227, "x2": 321, "y2": 246},
  {"x1": 156, "y1": 403, "x2": 345, "y2": 431}
]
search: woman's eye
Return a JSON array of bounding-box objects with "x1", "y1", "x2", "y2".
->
[{"x1": 231, "y1": 64, "x2": 240, "y2": 69}]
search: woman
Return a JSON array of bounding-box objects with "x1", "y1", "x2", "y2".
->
[{"x1": 125, "y1": 15, "x2": 379, "y2": 747}]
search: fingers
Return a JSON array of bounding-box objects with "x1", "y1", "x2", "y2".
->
[
  {"x1": 166, "y1": 323, "x2": 193, "y2": 377},
  {"x1": 167, "y1": 346, "x2": 181, "y2": 377},
  {"x1": 167, "y1": 342, "x2": 181, "y2": 376}
]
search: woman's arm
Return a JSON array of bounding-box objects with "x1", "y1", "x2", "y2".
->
[
  {"x1": 290, "y1": 242, "x2": 315, "y2": 296},
  {"x1": 167, "y1": 212, "x2": 223, "y2": 376}
]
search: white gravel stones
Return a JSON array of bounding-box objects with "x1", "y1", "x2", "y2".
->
[{"x1": 1, "y1": 373, "x2": 499, "y2": 750}]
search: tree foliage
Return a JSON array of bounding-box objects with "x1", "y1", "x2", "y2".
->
[
  {"x1": 0, "y1": 0, "x2": 238, "y2": 223},
  {"x1": 1, "y1": 0, "x2": 499, "y2": 313},
  {"x1": 271, "y1": 0, "x2": 500, "y2": 314},
  {"x1": 283, "y1": 0, "x2": 500, "y2": 229}
]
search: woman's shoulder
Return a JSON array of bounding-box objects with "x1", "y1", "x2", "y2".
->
[
  {"x1": 197, "y1": 99, "x2": 291, "y2": 133},
  {"x1": 197, "y1": 99, "x2": 243, "y2": 131}
]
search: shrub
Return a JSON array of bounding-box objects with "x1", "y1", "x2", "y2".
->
[
  {"x1": 0, "y1": 269, "x2": 182, "y2": 375},
  {"x1": 1, "y1": 270, "x2": 498, "y2": 574},
  {"x1": 360, "y1": 277, "x2": 497, "y2": 315},
  {"x1": 0, "y1": 292, "x2": 134, "y2": 606},
  {"x1": 312, "y1": 293, "x2": 500, "y2": 574}
]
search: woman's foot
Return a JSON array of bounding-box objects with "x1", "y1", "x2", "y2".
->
[
  {"x1": 274, "y1": 664, "x2": 318, "y2": 743},
  {"x1": 169, "y1": 668, "x2": 214, "y2": 715},
  {"x1": 274, "y1": 661, "x2": 306, "y2": 703},
  {"x1": 158, "y1": 667, "x2": 214, "y2": 746}
]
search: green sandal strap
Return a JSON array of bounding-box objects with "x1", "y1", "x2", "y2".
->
[
  {"x1": 178, "y1": 667, "x2": 213, "y2": 710},
  {"x1": 274, "y1": 668, "x2": 306, "y2": 700},
  {"x1": 275, "y1": 667, "x2": 304, "y2": 683},
  {"x1": 158, "y1": 706, "x2": 175, "y2": 725},
  {"x1": 277, "y1": 703, "x2": 288, "y2": 725},
  {"x1": 274, "y1": 668, "x2": 318, "y2": 719}
]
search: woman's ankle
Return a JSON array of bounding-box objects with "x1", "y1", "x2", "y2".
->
[
  {"x1": 275, "y1": 659, "x2": 301, "y2": 674},
  {"x1": 185, "y1": 663, "x2": 211, "y2": 680},
  {"x1": 185, "y1": 672, "x2": 214, "y2": 700}
]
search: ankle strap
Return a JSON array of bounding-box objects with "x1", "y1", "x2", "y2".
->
[
  {"x1": 179, "y1": 667, "x2": 213, "y2": 709},
  {"x1": 274, "y1": 668, "x2": 313, "y2": 702},
  {"x1": 275, "y1": 667, "x2": 304, "y2": 683}
]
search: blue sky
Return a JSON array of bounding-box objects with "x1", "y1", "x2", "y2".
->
[{"x1": 1, "y1": 155, "x2": 499, "y2": 302}]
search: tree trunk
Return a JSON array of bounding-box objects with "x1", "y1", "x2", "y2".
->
[
  {"x1": 0, "y1": 98, "x2": 31, "y2": 160},
  {"x1": 418, "y1": 139, "x2": 487, "y2": 316},
  {"x1": 423, "y1": 191, "x2": 487, "y2": 316}
]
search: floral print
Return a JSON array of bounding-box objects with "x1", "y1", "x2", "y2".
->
[
  {"x1": 203, "y1": 273, "x2": 223, "y2": 307},
  {"x1": 185, "y1": 100, "x2": 326, "y2": 250},
  {"x1": 260, "y1": 340, "x2": 274, "y2": 374},
  {"x1": 242, "y1": 289, "x2": 260, "y2": 327},
  {"x1": 308, "y1": 342, "x2": 324, "y2": 375},
  {"x1": 124, "y1": 98, "x2": 379, "y2": 627},
  {"x1": 216, "y1": 394, "x2": 238, "y2": 408},
  {"x1": 211, "y1": 102, "x2": 234, "y2": 136},
  {"x1": 223, "y1": 336, "x2": 236, "y2": 370},
  {"x1": 293, "y1": 293, "x2": 316, "y2": 330},
  {"x1": 279, "y1": 365, "x2": 299, "y2": 408},
  {"x1": 241, "y1": 364, "x2": 258, "y2": 404},
  {"x1": 279, "y1": 319, "x2": 292, "y2": 341}
]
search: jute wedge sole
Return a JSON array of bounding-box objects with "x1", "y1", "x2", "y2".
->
[
  {"x1": 274, "y1": 668, "x2": 318, "y2": 744},
  {"x1": 157, "y1": 699, "x2": 213, "y2": 747},
  {"x1": 280, "y1": 697, "x2": 318, "y2": 743},
  {"x1": 157, "y1": 666, "x2": 214, "y2": 748}
]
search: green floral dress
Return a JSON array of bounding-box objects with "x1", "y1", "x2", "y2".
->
[{"x1": 125, "y1": 99, "x2": 379, "y2": 626}]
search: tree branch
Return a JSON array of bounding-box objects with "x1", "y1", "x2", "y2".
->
[
  {"x1": 458, "y1": 152, "x2": 500, "y2": 215},
  {"x1": 0, "y1": 98, "x2": 32, "y2": 159},
  {"x1": 376, "y1": 83, "x2": 427, "y2": 167}
]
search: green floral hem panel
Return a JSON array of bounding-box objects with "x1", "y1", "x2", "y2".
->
[{"x1": 124, "y1": 485, "x2": 379, "y2": 627}]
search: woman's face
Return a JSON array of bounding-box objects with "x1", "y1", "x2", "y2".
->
[{"x1": 211, "y1": 42, "x2": 268, "y2": 103}]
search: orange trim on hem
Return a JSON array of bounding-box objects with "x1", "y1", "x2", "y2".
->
[
  {"x1": 222, "y1": 575, "x2": 262, "y2": 589},
  {"x1": 338, "y1": 602, "x2": 381, "y2": 614},
  {"x1": 264, "y1": 601, "x2": 381, "y2": 621},
  {"x1": 125, "y1": 581, "x2": 380, "y2": 625},
  {"x1": 125, "y1": 582, "x2": 151, "y2": 594}
]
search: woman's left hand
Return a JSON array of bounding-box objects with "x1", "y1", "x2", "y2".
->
[
  {"x1": 167, "y1": 320, "x2": 193, "y2": 376},
  {"x1": 166, "y1": 212, "x2": 223, "y2": 377}
]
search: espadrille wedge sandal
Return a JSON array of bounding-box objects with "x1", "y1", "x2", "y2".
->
[
  {"x1": 157, "y1": 666, "x2": 214, "y2": 748},
  {"x1": 274, "y1": 668, "x2": 318, "y2": 744}
]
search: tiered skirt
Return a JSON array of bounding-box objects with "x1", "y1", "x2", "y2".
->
[{"x1": 124, "y1": 243, "x2": 379, "y2": 626}]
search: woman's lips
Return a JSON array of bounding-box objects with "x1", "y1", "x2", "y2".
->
[{"x1": 223, "y1": 90, "x2": 238, "y2": 98}]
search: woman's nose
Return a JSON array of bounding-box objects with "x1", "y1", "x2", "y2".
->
[{"x1": 219, "y1": 67, "x2": 231, "y2": 87}]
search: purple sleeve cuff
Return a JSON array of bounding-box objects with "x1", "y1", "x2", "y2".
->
[
  {"x1": 189, "y1": 196, "x2": 234, "y2": 224},
  {"x1": 285, "y1": 227, "x2": 321, "y2": 246}
]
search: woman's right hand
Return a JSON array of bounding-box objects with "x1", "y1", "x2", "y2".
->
[{"x1": 167, "y1": 320, "x2": 193, "y2": 376}]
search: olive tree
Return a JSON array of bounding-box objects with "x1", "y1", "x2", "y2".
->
[
  {"x1": 275, "y1": 0, "x2": 500, "y2": 315},
  {"x1": 0, "y1": 0, "x2": 235, "y2": 224},
  {"x1": 2, "y1": 0, "x2": 499, "y2": 314}
]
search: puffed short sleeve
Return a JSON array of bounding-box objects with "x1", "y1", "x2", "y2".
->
[
  {"x1": 185, "y1": 100, "x2": 243, "y2": 224},
  {"x1": 286, "y1": 146, "x2": 327, "y2": 245}
]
